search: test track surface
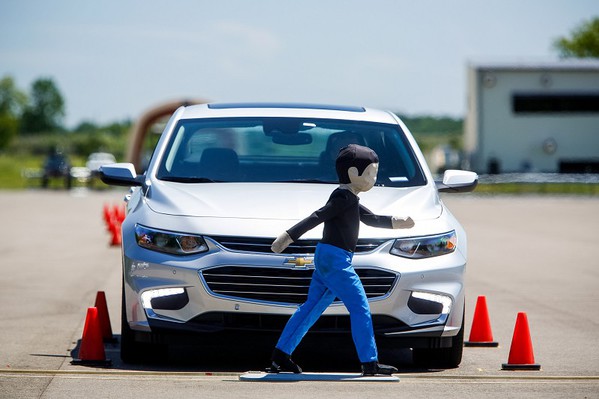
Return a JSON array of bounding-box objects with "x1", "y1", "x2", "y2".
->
[{"x1": 1, "y1": 369, "x2": 598, "y2": 381}]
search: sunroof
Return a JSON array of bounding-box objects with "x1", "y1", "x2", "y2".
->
[{"x1": 207, "y1": 102, "x2": 365, "y2": 112}]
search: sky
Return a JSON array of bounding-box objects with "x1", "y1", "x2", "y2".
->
[{"x1": 1, "y1": 0, "x2": 598, "y2": 128}]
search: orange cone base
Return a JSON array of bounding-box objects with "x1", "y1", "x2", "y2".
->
[
  {"x1": 502, "y1": 312, "x2": 539, "y2": 371},
  {"x1": 464, "y1": 340, "x2": 499, "y2": 347},
  {"x1": 71, "y1": 358, "x2": 112, "y2": 367},
  {"x1": 502, "y1": 362, "x2": 541, "y2": 371},
  {"x1": 71, "y1": 307, "x2": 112, "y2": 367}
]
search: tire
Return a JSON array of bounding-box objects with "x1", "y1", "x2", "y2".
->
[
  {"x1": 120, "y1": 284, "x2": 167, "y2": 363},
  {"x1": 412, "y1": 315, "x2": 464, "y2": 369},
  {"x1": 120, "y1": 286, "x2": 145, "y2": 363}
]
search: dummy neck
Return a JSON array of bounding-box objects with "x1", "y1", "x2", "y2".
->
[{"x1": 339, "y1": 184, "x2": 360, "y2": 196}]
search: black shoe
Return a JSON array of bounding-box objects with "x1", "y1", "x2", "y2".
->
[
  {"x1": 266, "y1": 348, "x2": 302, "y2": 374},
  {"x1": 361, "y1": 361, "x2": 398, "y2": 376}
]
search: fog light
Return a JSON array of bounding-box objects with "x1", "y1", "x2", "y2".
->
[
  {"x1": 141, "y1": 288, "x2": 188, "y2": 310},
  {"x1": 409, "y1": 291, "x2": 452, "y2": 315}
]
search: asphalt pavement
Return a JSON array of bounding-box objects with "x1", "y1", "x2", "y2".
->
[{"x1": 0, "y1": 189, "x2": 598, "y2": 398}]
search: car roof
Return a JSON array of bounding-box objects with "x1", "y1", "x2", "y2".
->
[{"x1": 176, "y1": 102, "x2": 400, "y2": 124}]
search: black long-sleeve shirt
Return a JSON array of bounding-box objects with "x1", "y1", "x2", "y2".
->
[{"x1": 286, "y1": 187, "x2": 393, "y2": 252}]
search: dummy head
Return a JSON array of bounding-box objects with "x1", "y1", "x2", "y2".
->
[{"x1": 335, "y1": 144, "x2": 379, "y2": 192}]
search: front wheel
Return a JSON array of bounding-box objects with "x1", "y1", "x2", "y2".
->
[
  {"x1": 412, "y1": 317, "x2": 464, "y2": 369},
  {"x1": 120, "y1": 284, "x2": 167, "y2": 363}
]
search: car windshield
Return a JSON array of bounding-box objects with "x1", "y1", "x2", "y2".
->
[{"x1": 155, "y1": 117, "x2": 426, "y2": 187}]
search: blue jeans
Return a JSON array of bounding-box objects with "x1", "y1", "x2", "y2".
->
[{"x1": 276, "y1": 243, "x2": 378, "y2": 363}]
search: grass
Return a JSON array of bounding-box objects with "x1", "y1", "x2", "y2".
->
[
  {"x1": 0, "y1": 154, "x2": 41, "y2": 189},
  {"x1": 0, "y1": 153, "x2": 91, "y2": 190},
  {"x1": 475, "y1": 182, "x2": 599, "y2": 195}
]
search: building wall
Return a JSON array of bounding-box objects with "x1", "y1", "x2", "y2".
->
[{"x1": 465, "y1": 62, "x2": 599, "y2": 173}]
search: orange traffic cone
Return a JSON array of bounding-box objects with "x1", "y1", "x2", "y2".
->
[
  {"x1": 104, "y1": 204, "x2": 116, "y2": 232},
  {"x1": 94, "y1": 291, "x2": 116, "y2": 343},
  {"x1": 105, "y1": 212, "x2": 115, "y2": 232},
  {"x1": 109, "y1": 221, "x2": 121, "y2": 246},
  {"x1": 102, "y1": 204, "x2": 111, "y2": 225},
  {"x1": 464, "y1": 296, "x2": 499, "y2": 347},
  {"x1": 71, "y1": 307, "x2": 112, "y2": 366},
  {"x1": 113, "y1": 204, "x2": 125, "y2": 223},
  {"x1": 502, "y1": 312, "x2": 541, "y2": 370}
]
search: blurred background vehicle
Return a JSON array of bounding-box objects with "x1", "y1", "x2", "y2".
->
[
  {"x1": 85, "y1": 152, "x2": 116, "y2": 187},
  {"x1": 41, "y1": 149, "x2": 72, "y2": 189}
]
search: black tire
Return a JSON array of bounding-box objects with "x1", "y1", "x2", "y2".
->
[
  {"x1": 412, "y1": 315, "x2": 464, "y2": 369},
  {"x1": 120, "y1": 284, "x2": 167, "y2": 363},
  {"x1": 120, "y1": 285, "x2": 146, "y2": 363}
]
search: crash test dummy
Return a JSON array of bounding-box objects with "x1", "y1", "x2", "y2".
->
[{"x1": 269, "y1": 144, "x2": 415, "y2": 376}]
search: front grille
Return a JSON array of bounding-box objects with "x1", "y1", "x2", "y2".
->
[
  {"x1": 200, "y1": 266, "x2": 397, "y2": 305},
  {"x1": 187, "y1": 313, "x2": 408, "y2": 333},
  {"x1": 209, "y1": 236, "x2": 389, "y2": 254}
]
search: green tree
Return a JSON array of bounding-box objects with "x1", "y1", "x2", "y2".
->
[
  {"x1": 553, "y1": 17, "x2": 599, "y2": 58},
  {"x1": 0, "y1": 76, "x2": 27, "y2": 149},
  {"x1": 73, "y1": 120, "x2": 99, "y2": 133},
  {"x1": 20, "y1": 77, "x2": 66, "y2": 134}
]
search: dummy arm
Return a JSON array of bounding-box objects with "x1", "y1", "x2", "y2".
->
[{"x1": 360, "y1": 205, "x2": 415, "y2": 229}]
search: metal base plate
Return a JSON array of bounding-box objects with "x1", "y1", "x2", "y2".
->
[{"x1": 239, "y1": 371, "x2": 400, "y2": 382}]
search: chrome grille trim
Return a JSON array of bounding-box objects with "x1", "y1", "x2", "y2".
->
[
  {"x1": 200, "y1": 266, "x2": 398, "y2": 305},
  {"x1": 209, "y1": 236, "x2": 389, "y2": 254}
]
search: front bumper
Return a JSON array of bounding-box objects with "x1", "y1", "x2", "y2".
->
[{"x1": 122, "y1": 236, "x2": 466, "y2": 346}]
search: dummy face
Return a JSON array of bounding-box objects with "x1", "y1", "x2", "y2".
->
[{"x1": 347, "y1": 162, "x2": 379, "y2": 192}]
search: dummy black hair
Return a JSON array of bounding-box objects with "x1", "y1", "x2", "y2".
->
[{"x1": 335, "y1": 144, "x2": 379, "y2": 184}]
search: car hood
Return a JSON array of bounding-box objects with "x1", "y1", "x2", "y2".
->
[{"x1": 145, "y1": 181, "x2": 442, "y2": 223}]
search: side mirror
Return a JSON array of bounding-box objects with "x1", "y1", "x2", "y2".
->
[
  {"x1": 100, "y1": 163, "x2": 143, "y2": 187},
  {"x1": 436, "y1": 170, "x2": 478, "y2": 193}
]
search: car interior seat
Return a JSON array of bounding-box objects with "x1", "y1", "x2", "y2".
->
[
  {"x1": 199, "y1": 148, "x2": 240, "y2": 181},
  {"x1": 319, "y1": 131, "x2": 366, "y2": 180}
]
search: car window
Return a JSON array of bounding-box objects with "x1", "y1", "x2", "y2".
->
[{"x1": 155, "y1": 117, "x2": 426, "y2": 187}]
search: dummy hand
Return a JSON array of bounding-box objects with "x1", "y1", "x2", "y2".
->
[
  {"x1": 392, "y1": 216, "x2": 415, "y2": 229},
  {"x1": 271, "y1": 232, "x2": 293, "y2": 253}
]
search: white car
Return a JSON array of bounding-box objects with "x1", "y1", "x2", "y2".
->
[
  {"x1": 86, "y1": 152, "x2": 116, "y2": 180},
  {"x1": 101, "y1": 103, "x2": 477, "y2": 368},
  {"x1": 87, "y1": 152, "x2": 116, "y2": 172}
]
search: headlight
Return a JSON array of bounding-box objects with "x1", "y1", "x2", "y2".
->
[
  {"x1": 135, "y1": 224, "x2": 208, "y2": 255},
  {"x1": 390, "y1": 231, "x2": 456, "y2": 259}
]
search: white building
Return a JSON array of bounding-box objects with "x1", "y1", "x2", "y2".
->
[{"x1": 464, "y1": 60, "x2": 599, "y2": 174}]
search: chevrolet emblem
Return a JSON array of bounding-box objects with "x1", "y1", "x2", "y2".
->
[{"x1": 284, "y1": 257, "x2": 314, "y2": 268}]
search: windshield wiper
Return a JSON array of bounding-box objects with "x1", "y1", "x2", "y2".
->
[{"x1": 159, "y1": 176, "x2": 217, "y2": 183}]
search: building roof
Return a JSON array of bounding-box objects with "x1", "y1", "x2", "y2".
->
[{"x1": 468, "y1": 58, "x2": 599, "y2": 72}]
